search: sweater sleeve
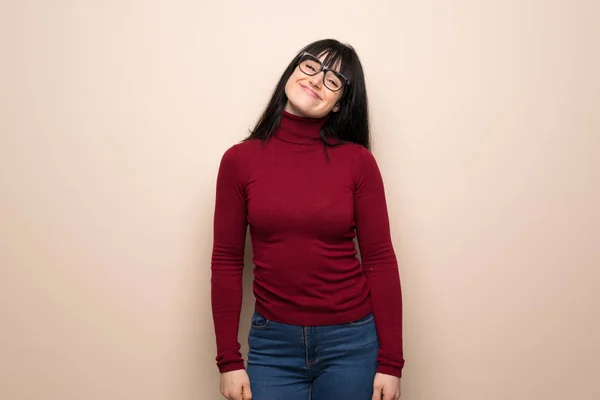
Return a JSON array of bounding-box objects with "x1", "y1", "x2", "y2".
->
[
  {"x1": 210, "y1": 145, "x2": 248, "y2": 373},
  {"x1": 354, "y1": 147, "x2": 405, "y2": 377}
]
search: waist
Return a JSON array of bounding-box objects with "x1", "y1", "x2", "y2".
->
[{"x1": 253, "y1": 284, "x2": 372, "y2": 327}]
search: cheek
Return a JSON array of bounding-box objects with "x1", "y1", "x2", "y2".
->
[
  {"x1": 284, "y1": 80, "x2": 292, "y2": 97},
  {"x1": 284, "y1": 73, "x2": 302, "y2": 95},
  {"x1": 324, "y1": 92, "x2": 342, "y2": 108}
]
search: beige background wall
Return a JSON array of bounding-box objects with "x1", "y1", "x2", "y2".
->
[{"x1": 1, "y1": 1, "x2": 599, "y2": 399}]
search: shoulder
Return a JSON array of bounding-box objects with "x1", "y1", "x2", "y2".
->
[
  {"x1": 334, "y1": 144, "x2": 385, "y2": 188},
  {"x1": 333, "y1": 142, "x2": 379, "y2": 171},
  {"x1": 217, "y1": 140, "x2": 263, "y2": 183},
  {"x1": 234, "y1": 138, "x2": 265, "y2": 151},
  {"x1": 220, "y1": 138, "x2": 264, "y2": 163}
]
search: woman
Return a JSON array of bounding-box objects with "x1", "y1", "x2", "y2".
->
[{"x1": 210, "y1": 38, "x2": 404, "y2": 400}]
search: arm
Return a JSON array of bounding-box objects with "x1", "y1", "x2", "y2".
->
[
  {"x1": 211, "y1": 145, "x2": 248, "y2": 373},
  {"x1": 354, "y1": 147, "x2": 405, "y2": 378}
]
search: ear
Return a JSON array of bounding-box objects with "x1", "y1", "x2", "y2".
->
[{"x1": 332, "y1": 103, "x2": 340, "y2": 113}]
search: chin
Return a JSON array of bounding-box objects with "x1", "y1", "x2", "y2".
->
[
  {"x1": 297, "y1": 108, "x2": 322, "y2": 118},
  {"x1": 297, "y1": 108, "x2": 326, "y2": 119},
  {"x1": 286, "y1": 100, "x2": 327, "y2": 119},
  {"x1": 284, "y1": 87, "x2": 325, "y2": 117}
]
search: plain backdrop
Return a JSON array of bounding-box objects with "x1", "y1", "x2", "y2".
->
[{"x1": 1, "y1": 1, "x2": 599, "y2": 399}]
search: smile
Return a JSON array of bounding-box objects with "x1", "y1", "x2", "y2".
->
[{"x1": 299, "y1": 84, "x2": 321, "y2": 100}]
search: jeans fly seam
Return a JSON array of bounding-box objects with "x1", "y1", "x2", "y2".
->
[{"x1": 303, "y1": 326, "x2": 310, "y2": 371}]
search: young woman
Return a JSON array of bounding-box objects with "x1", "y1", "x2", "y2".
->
[{"x1": 210, "y1": 38, "x2": 404, "y2": 400}]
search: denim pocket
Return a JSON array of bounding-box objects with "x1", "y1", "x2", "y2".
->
[
  {"x1": 250, "y1": 310, "x2": 270, "y2": 329},
  {"x1": 349, "y1": 313, "x2": 375, "y2": 327}
]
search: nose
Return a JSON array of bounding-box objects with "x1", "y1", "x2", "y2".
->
[{"x1": 308, "y1": 71, "x2": 323, "y2": 88}]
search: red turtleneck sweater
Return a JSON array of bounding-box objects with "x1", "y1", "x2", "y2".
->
[{"x1": 210, "y1": 111, "x2": 404, "y2": 377}]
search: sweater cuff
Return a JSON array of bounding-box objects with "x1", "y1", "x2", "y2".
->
[
  {"x1": 217, "y1": 360, "x2": 246, "y2": 374},
  {"x1": 376, "y1": 364, "x2": 403, "y2": 378}
]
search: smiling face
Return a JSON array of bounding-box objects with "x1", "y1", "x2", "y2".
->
[{"x1": 284, "y1": 52, "x2": 345, "y2": 119}]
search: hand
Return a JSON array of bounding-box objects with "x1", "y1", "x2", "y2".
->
[
  {"x1": 219, "y1": 369, "x2": 252, "y2": 400},
  {"x1": 372, "y1": 372, "x2": 401, "y2": 400}
]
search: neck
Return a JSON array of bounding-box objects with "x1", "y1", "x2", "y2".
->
[{"x1": 275, "y1": 110, "x2": 329, "y2": 145}]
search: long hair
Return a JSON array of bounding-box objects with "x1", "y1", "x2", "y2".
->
[{"x1": 244, "y1": 39, "x2": 370, "y2": 150}]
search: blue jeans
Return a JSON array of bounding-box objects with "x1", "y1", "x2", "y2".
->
[{"x1": 246, "y1": 310, "x2": 379, "y2": 400}]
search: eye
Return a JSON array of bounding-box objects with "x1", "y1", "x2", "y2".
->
[{"x1": 327, "y1": 79, "x2": 339, "y2": 88}]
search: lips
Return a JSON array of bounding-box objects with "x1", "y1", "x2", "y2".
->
[{"x1": 299, "y1": 83, "x2": 321, "y2": 100}]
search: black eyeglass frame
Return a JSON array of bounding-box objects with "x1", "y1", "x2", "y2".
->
[{"x1": 295, "y1": 52, "x2": 350, "y2": 92}]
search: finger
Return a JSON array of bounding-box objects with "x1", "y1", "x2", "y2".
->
[
  {"x1": 372, "y1": 386, "x2": 382, "y2": 400},
  {"x1": 379, "y1": 385, "x2": 388, "y2": 399},
  {"x1": 232, "y1": 389, "x2": 243, "y2": 400},
  {"x1": 243, "y1": 382, "x2": 253, "y2": 400}
]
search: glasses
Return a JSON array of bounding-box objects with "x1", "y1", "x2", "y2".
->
[{"x1": 296, "y1": 52, "x2": 349, "y2": 92}]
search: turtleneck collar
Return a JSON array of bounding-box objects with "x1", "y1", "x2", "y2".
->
[{"x1": 275, "y1": 110, "x2": 329, "y2": 145}]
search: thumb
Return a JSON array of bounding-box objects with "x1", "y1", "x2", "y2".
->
[{"x1": 242, "y1": 382, "x2": 253, "y2": 400}]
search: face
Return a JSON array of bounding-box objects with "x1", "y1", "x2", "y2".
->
[{"x1": 284, "y1": 53, "x2": 345, "y2": 119}]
